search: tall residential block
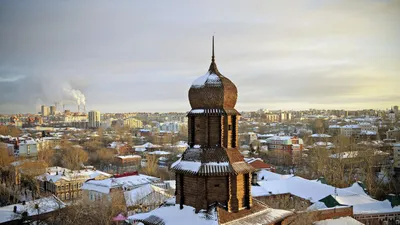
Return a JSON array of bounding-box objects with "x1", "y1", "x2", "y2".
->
[
  {"x1": 41, "y1": 105, "x2": 50, "y2": 117},
  {"x1": 88, "y1": 110, "x2": 101, "y2": 128}
]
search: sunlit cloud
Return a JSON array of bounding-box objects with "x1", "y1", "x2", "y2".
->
[{"x1": 0, "y1": 0, "x2": 399, "y2": 113}]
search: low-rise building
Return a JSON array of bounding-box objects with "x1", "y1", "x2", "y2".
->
[
  {"x1": 81, "y1": 172, "x2": 169, "y2": 213},
  {"x1": 358, "y1": 122, "x2": 378, "y2": 134},
  {"x1": 16, "y1": 139, "x2": 39, "y2": 157},
  {"x1": 36, "y1": 167, "x2": 111, "y2": 201},
  {"x1": 157, "y1": 121, "x2": 182, "y2": 133},
  {"x1": 265, "y1": 136, "x2": 304, "y2": 153},
  {"x1": 37, "y1": 137, "x2": 62, "y2": 151},
  {"x1": 253, "y1": 170, "x2": 400, "y2": 224},
  {"x1": 387, "y1": 128, "x2": 400, "y2": 141},
  {"x1": 0, "y1": 196, "x2": 66, "y2": 224},
  {"x1": 245, "y1": 158, "x2": 274, "y2": 172},
  {"x1": 394, "y1": 143, "x2": 400, "y2": 169},
  {"x1": 115, "y1": 155, "x2": 142, "y2": 173},
  {"x1": 328, "y1": 124, "x2": 341, "y2": 136},
  {"x1": 340, "y1": 125, "x2": 361, "y2": 137},
  {"x1": 239, "y1": 132, "x2": 258, "y2": 146}
]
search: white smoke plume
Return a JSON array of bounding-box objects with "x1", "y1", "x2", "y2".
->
[{"x1": 63, "y1": 86, "x2": 86, "y2": 106}]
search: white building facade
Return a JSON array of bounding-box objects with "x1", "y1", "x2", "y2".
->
[
  {"x1": 17, "y1": 140, "x2": 39, "y2": 157},
  {"x1": 340, "y1": 125, "x2": 361, "y2": 137}
]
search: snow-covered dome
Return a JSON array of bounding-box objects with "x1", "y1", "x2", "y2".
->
[{"x1": 188, "y1": 40, "x2": 237, "y2": 109}]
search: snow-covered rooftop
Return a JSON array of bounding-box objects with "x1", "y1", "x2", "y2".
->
[
  {"x1": 171, "y1": 158, "x2": 231, "y2": 174},
  {"x1": 341, "y1": 125, "x2": 360, "y2": 129},
  {"x1": 267, "y1": 136, "x2": 293, "y2": 141},
  {"x1": 128, "y1": 204, "x2": 219, "y2": 225},
  {"x1": 352, "y1": 199, "x2": 400, "y2": 215},
  {"x1": 314, "y1": 216, "x2": 364, "y2": 225},
  {"x1": 174, "y1": 141, "x2": 189, "y2": 148},
  {"x1": 331, "y1": 194, "x2": 378, "y2": 206},
  {"x1": 36, "y1": 167, "x2": 111, "y2": 183},
  {"x1": 330, "y1": 150, "x2": 388, "y2": 159},
  {"x1": 117, "y1": 155, "x2": 141, "y2": 159},
  {"x1": 0, "y1": 196, "x2": 65, "y2": 224},
  {"x1": 255, "y1": 172, "x2": 367, "y2": 203},
  {"x1": 313, "y1": 142, "x2": 334, "y2": 148},
  {"x1": 124, "y1": 184, "x2": 172, "y2": 207},
  {"x1": 81, "y1": 174, "x2": 160, "y2": 194},
  {"x1": 134, "y1": 142, "x2": 162, "y2": 152},
  {"x1": 256, "y1": 170, "x2": 293, "y2": 182},
  {"x1": 147, "y1": 150, "x2": 171, "y2": 155},
  {"x1": 360, "y1": 130, "x2": 377, "y2": 135},
  {"x1": 311, "y1": 134, "x2": 332, "y2": 138}
]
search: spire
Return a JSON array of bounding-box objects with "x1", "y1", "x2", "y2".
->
[
  {"x1": 208, "y1": 36, "x2": 220, "y2": 74},
  {"x1": 212, "y1": 36, "x2": 215, "y2": 63}
]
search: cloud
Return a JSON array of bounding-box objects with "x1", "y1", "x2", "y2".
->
[
  {"x1": 0, "y1": 75, "x2": 25, "y2": 82},
  {"x1": 0, "y1": 0, "x2": 399, "y2": 113}
]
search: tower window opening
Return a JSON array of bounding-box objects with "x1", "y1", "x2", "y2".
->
[{"x1": 228, "y1": 125, "x2": 232, "y2": 131}]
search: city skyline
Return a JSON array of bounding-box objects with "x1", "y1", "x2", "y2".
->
[{"x1": 0, "y1": 0, "x2": 399, "y2": 114}]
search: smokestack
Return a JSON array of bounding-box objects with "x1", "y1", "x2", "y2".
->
[
  {"x1": 63, "y1": 104, "x2": 65, "y2": 111},
  {"x1": 84, "y1": 105, "x2": 86, "y2": 113},
  {"x1": 78, "y1": 105, "x2": 80, "y2": 113}
]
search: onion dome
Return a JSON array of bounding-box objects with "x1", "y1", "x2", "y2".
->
[{"x1": 188, "y1": 37, "x2": 238, "y2": 109}]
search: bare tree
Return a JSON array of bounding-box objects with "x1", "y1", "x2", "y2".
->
[
  {"x1": 0, "y1": 145, "x2": 14, "y2": 172},
  {"x1": 43, "y1": 198, "x2": 118, "y2": 225},
  {"x1": 61, "y1": 146, "x2": 88, "y2": 170},
  {"x1": 37, "y1": 145, "x2": 55, "y2": 166},
  {"x1": 0, "y1": 125, "x2": 21, "y2": 137},
  {"x1": 140, "y1": 154, "x2": 159, "y2": 177}
]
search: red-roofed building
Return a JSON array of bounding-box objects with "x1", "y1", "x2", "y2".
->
[{"x1": 245, "y1": 158, "x2": 275, "y2": 172}]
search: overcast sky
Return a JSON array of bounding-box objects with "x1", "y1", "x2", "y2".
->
[{"x1": 0, "y1": 0, "x2": 399, "y2": 114}]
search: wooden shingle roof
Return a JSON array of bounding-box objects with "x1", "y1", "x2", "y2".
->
[
  {"x1": 218, "y1": 200, "x2": 293, "y2": 225},
  {"x1": 171, "y1": 147, "x2": 254, "y2": 176}
]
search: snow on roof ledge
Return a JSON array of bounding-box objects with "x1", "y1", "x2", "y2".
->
[
  {"x1": 314, "y1": 216, "x2": 364, "y2": 225},
  {"x1": 128, "y1": 204, "x2": 218, "y2": 225}
]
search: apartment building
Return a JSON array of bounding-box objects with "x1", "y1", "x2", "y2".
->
[{"x1": 37, "y1": 167, "x2": 111, "y2": 201}]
